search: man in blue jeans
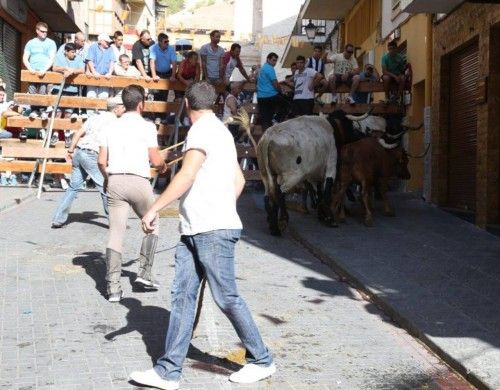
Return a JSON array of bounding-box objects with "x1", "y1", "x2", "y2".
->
[
  {"x1": 130, "y1": 81, "x2": 275, "y2": 390},
  {"x1": 51, "y1": 97, "x2": 125, "y2": 228}
]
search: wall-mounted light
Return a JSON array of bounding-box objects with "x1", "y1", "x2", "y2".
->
[{"x1": 304, "y1": 20, "x2": 317, "y2": 44}]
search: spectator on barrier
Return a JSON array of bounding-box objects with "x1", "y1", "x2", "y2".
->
[
  {"x1": 222, "y1": 43, "x2": 250, "y2": 84},
  {"x1": 56, "y1": 31, "x2": 89, "y2": 64},
  {"x1": 382, "y1": 40, "x2": 406, "y2": 104},
  {"x1": 175, "y1": 51, "x2": 201, "y2": 100},
  {"x1": 306, "y1": 45, "x2": 329, "y2": 93},
  {"x1": 85, "y1": 33, "x2": 115, "y2": 101},
  {"x1": 150, "y1": 32, "x2": 177, "y2": 101},
  {"x1": 327, "y1": 43, "x2": 360, "y2": 105},
  {"x1": 111, "y1": 31, "x2": 126, "y2": 61},
  {"x1": 284, "y1": 62, "x2": 297, "y2": 83},
  {"x1": 0, "y1": 86, "x2": 14, "y2": 139},
  {"x1": 199, "y1": 30, "x2": 225, "y2": 86},
  {"x1": 286, "y1": 55, "x2": 324, "y2": 116},
  {"x1": 352, "y1": 64, "x2": 380, "y2": 104},
  {"x1": 113, "y1": 54, "x2": 142, "y2": 98},
  {"x1": 132, "y1": 30, "x2": 154, "y2": 80},
  {"x1": 256, "y1": 52, "x2": 285, "y2": 131},
  {"x1": 52, "y1": 43, "x2": 85, "y2": 120},
  {"x1": 223, "y1": 82, "x2": 243, "y2": 140},
  {"x1": 22, "y1": 22, "x2": 57, "y2": 120}
]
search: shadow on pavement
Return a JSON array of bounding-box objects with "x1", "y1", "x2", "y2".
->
[{"x1": 67, "y1": 211, "x2": 108, "y2": 229}]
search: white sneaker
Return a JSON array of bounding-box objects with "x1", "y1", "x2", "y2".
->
[
  {"x1": 346, "y1": 96, "x2": 355, "y2": 105},
  {"x1": 45, "y1": 106, "x2": 54, "y2": 113},
  {"x1": 80, "y1": 113, "x2": 88, "y2": 120},
  {"x1": 60, "y1": 178, "x2": 68, "y2": 190},
  {"x1": 29, "y1": 111, "x2": 39, "y2": 119},
  {"x1": 129, "y1": 369, "x2": 179, "y2": 390},
  {"x1": 69, "y1": 112, "x2": 78, "y2": 120},
  {"x1": 229, "y1": 363, "x2": 276, "y2": 384},
  {"x1": 40, "y1": 111, "x2": 49, "y2": 120}
]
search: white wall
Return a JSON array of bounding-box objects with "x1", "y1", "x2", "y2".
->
[{"x1": 381, "y1": 0, "x2": 410, "y2": 39}]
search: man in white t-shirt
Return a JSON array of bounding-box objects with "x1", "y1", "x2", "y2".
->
[
  {"x1": 98, "y1": 85, "x2": 168, "y2": 302},
  {"x1": 285, "y1": 55, "x2": 324, "y2": 116},
  {"x1": 131, "y1": 81, "x2": 276, "y2": 390},
  {"x1": 326, "y1": 43, "x2": 360, "y2": 104}
]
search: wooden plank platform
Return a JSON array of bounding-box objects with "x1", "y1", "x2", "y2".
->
[
  {"x1": 314, "y1": 103, "x2": 403, "y2": 114},
  {"x1": 20, "y1": 70, "x2": 257, "y2": 93},
  {"x1": 0, "y1": 139, "x2": 65, "y2": 148},
  {"x1": 2, "y1": 146, "x2": 67, "y2": 159},
  {"x1": 6, "y1": 115, "x2": 85, "y2": 130},
  {"x1": 13, "y1": 94, "x2": 181, "y2": 113},
  {"x1": 242, "y1": 170, "x2": 261, "y2": 181},
  {"x1": 0, "y1": 160, "x2": 72, "y2": 174}
]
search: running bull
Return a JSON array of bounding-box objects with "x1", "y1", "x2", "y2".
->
[{"x1": 257, "y1": 115, "x2": 338, "y2": 236}]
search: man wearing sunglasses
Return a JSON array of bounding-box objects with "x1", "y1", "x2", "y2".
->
[
  {"x1": 22, "y1": 22, "x2": 57, "y2": 119},
  {"x1": 132, "y1": 30, "x2": 154, "y2": 81},
  {"x1": 326, "y1": 43, "x2": 359, "y2": 104},
  {"x1": 150, "y1": 33, "x2": 177, "y2": 101}
]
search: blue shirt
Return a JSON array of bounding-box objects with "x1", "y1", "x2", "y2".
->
[
  {"x1": 52, "y1": 53, "x2": 85, "y2": 93},
  {"x1": 24, "y1": 37, "x2": 57, "y2": 71},
  {"x1": 149, "y1": 43, "x2": 176, "y2": 73},
  {"x1": 56, "y1": 43, "x2": 88, "y2": 64},
  {"x1": 257, "y1": 63, "x2": 278, "y2": 98},
  {"x1": 86, "y1": 42, "x2": 115, "y2": 75}
]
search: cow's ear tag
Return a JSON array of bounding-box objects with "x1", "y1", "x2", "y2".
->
[{"x1": 296, "y1": 156, "x2": 302, "y2": 164}]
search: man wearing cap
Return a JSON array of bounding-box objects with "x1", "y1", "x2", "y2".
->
[
  {"x1": 85, "y1": 33, "x2": 116, "y2": 101},
  {"x1": 51, "y1": 96, "x2": 125, "y2": 228}
]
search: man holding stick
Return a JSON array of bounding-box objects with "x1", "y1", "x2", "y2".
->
[
  {"x1": 98, "y1": 85, "x2": 168, "y2": 302},
  {"x1": 129, "y1": 81, "x2": 275, "y2": 390}
]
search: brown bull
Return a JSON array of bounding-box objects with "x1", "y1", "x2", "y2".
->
[{"x1": 333, "y1": 137, "x2": 411, "y2": 226}]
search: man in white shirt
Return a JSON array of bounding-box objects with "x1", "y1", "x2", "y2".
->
[
  {"x1": 52, "y1": 97, "x2": 125, "y2": 228},
  {"x1": 111, "y1": 30, "x2": 126, "y2": 60},
  {"x1": 286, "y1": 55, "x2": 324, "y2": 116},
  {"x1": 326, "y1": 43, "x2": 360, "y2": 104},
  {"x1": 98, "y1": 85, "x2": 168, "y2": 302},
  {"x1": 130, "y1": 81, "x2": 276, "y2": 390}
]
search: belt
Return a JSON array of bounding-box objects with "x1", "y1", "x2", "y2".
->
[
  {"x1": 77, "y1": 147, "x2": 98, "y2": 153},
  {"x1": 156, "y1": 71, "x2": 172, "y2": 77},
  {"x1": 109, "y1": 173, "x2": 148, "y2": 179}
]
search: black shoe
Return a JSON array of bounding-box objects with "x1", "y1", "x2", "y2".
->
[
  {"x1": 19, "y1": 129, "x2": 28, "y2": 142},
  {"x1": 51, "y1": 223, "x2": 63, "y2": 229}
]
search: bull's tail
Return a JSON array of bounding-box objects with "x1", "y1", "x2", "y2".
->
[
  {"x1": 256, "y1": 135, "x2": 275, "y2": 197},
  {"x1": 229, "y1": 108, "x2": 258, "y2": 152}
]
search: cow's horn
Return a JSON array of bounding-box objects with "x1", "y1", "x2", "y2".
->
[
  {"x1": 378, "y1": 138, "x2": 398, "y2": 149},
  {"x1": 345, "y1": 109, "x2": 372, "y2": 121},
  {"x1": 407, "y1": 143, "x2": 431, "y2": 158}
]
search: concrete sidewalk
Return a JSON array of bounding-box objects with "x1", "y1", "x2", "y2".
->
[{"x1": 276, "y1": 192, "x2": 500, "y2": 389}]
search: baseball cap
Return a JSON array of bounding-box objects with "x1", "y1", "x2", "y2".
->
[
  {"x1": 107, "y1": 96, "x2": 123, "y2": 110},
  {"x1": 97, "y1": 33, "x2": 112, "y2": 42}
]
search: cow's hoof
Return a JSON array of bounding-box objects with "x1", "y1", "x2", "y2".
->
[
  {"x1": 364, "y1": 218, "x2": 374, "y2": 227},
  {"x1": 384, "y1": 210, "x2": 396, "y2": 217}
]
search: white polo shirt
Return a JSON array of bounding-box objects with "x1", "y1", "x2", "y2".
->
[
  {"x1": 100, "y1": 112, "x2": 157, "y2": 178},
  {"x1": 78, "y1": 111, "x2": 116, "y2": 153},
  {"x1": 179, "y1": 112, "x2": 242, "y2": 235}
]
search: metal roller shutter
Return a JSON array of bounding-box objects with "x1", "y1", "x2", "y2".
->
[
  {"x1": 447, "y1": 42, "x2": 479, "y2": 211},
  {"x1": 0, "y1": 18, "x2": 21, "y2": 98}
]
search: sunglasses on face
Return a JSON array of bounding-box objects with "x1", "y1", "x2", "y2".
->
[
  {"x1": 37, "y1": 29, "x2": 48, "y2": 33},
  {"x1": 346, "y1": 50, "x2": 354, "y2": 54}
]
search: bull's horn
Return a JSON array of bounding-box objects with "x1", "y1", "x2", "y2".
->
[
  {"x1": 346, "y1": 111, "x2": 371, "y2": 121},
  {"x1": 401, "y1": 116, "x2": 424, "y2": 131},
  {"x1": 407, "y1": 143, "x2": 431, "y2": 158},
  {"x1": 378, "y1": 138, "x2": 398, "y2": 149}
]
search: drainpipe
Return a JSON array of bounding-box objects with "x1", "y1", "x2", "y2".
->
[
  {"x1": 425, "y1": 14, "x2": 433, "y2": 106},
  {"x1": 423, "y1": 14, "x2": 433, "y2": 202}
]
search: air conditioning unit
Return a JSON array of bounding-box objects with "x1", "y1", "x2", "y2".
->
[{"x1": 0, "y1": 0, "x2": 28, "y2": 23}]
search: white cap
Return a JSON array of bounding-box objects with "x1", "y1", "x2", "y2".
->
[
  {"x1": 97, "y1": 33, "x2": 112, "y2": 42},
  {"x1": 107, "y1": 96, "x2": 123, "y2": 110}
]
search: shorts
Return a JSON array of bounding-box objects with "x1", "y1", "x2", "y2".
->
[{"x1": 332, "y1": 73, "x2": 354, "y2": 87}]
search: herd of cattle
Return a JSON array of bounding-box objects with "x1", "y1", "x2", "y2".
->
[{"x1": 250, "y1": 109, "x2": 423, "y2": 235}]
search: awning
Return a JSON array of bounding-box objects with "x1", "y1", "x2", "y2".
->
[
  {"x1": 26, "y1": 0, "x2": 80, "y2": 33},
  {"x1": 401, "y1": 0, "x2": 464, "y2": 14},
  {"x1": 300, "y1": 0, "x2": 356, "y2": 20}
]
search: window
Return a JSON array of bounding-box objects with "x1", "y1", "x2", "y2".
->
[{"x1": 299, "y1": 19, "x2": 326, "y2": 36}]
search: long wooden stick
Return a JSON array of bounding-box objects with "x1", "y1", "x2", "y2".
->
[
  {"x1": 163, "y1": 141, "x2": 184, "y2": 151},
  {"x1": 36, "y1": 77, "x2": 67, "y2": 199}
]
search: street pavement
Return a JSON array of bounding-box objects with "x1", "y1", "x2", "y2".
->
[{"x1": 0, "y1": 187, "x2": 479, "y2": 389}]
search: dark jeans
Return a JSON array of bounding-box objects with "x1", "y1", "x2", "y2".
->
[
  {"x1": 257, "y1": 94, "x2": 289, "y2": 131},
  {"x1": 153, "y1": 70, "x2": 172, "y2": 101},
  {"x1": 292, "y1": 98, "x2": 315, "y2": 116}
]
